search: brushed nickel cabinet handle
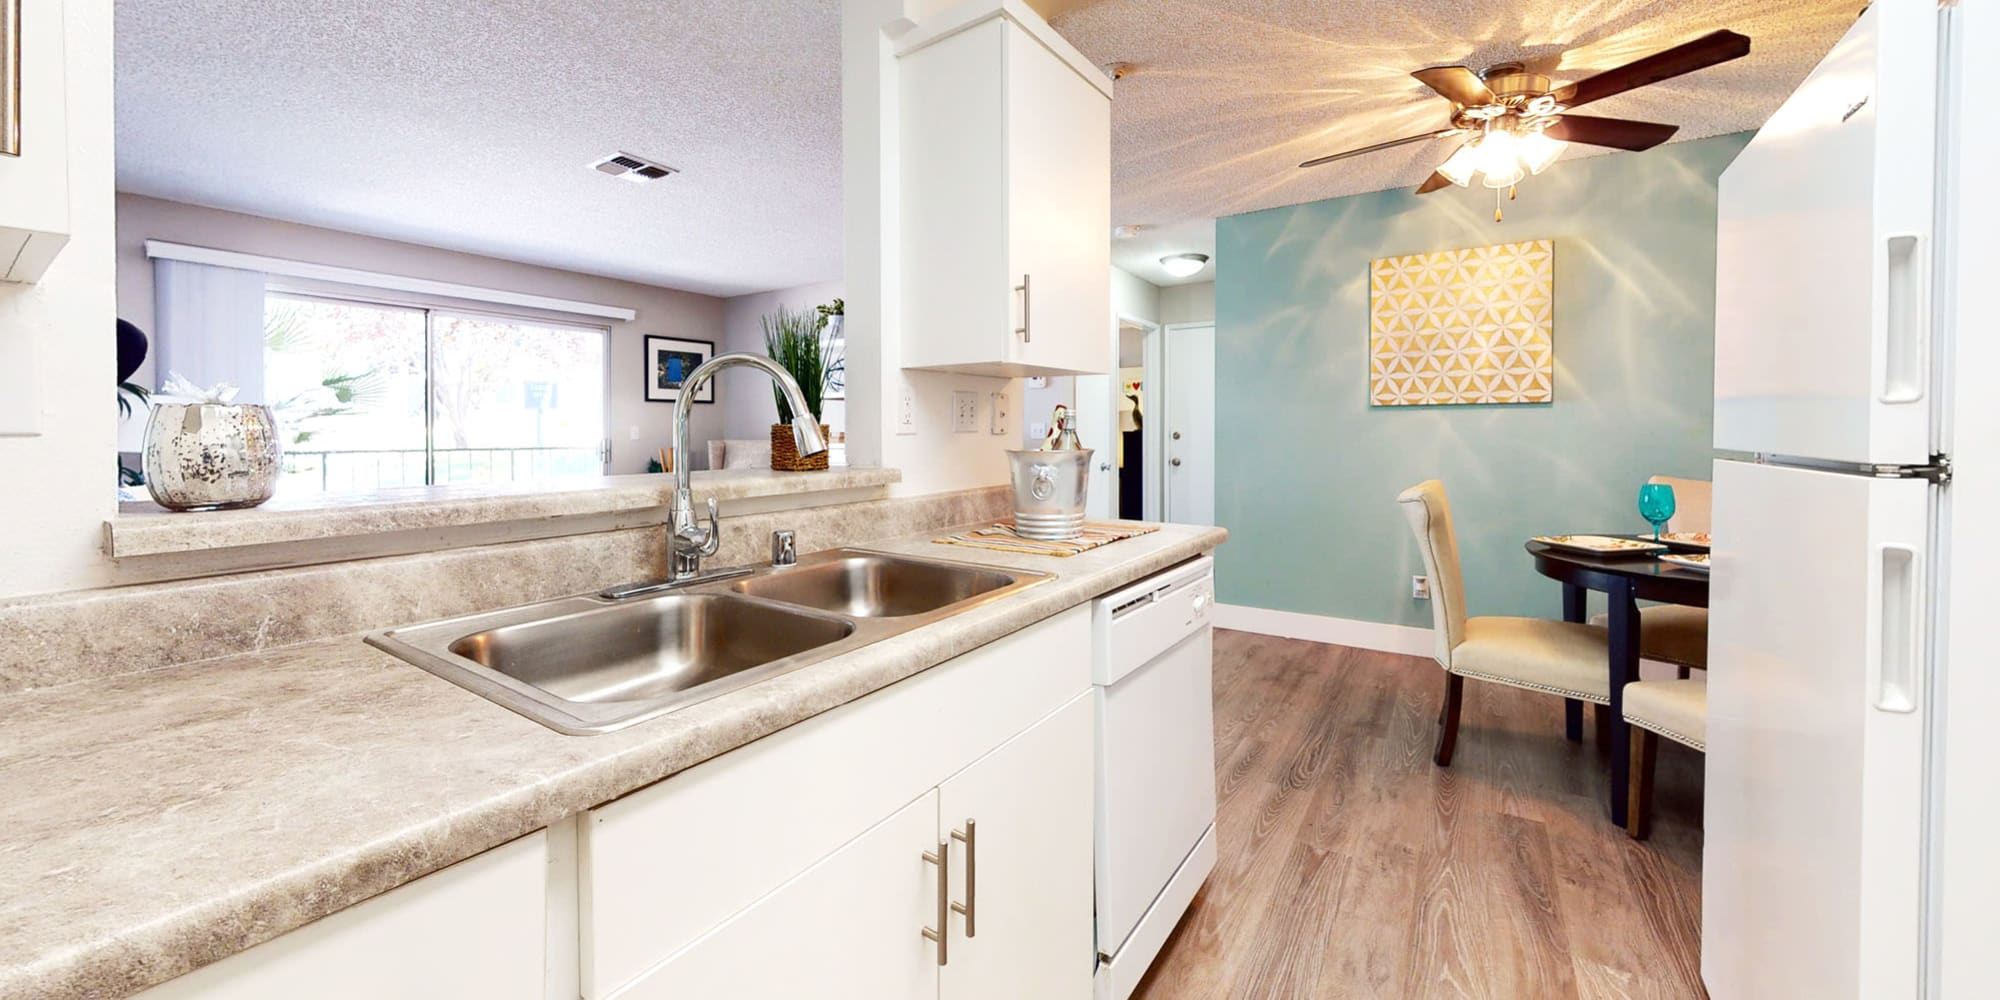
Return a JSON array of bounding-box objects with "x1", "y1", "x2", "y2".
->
[
  {"x1": 950, "y1": 819, "x2": 976, "y2": 937},
  {"x1": 922, "y1": 840, "x2": 950, "y2": 966},
  {"x1": 1015, "y1": 275, "x2": 1031, "y2": 343}
]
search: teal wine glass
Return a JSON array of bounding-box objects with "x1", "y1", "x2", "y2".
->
[{"x1": 1637, "y1": 483, "x2": 1677, "y2": 542}]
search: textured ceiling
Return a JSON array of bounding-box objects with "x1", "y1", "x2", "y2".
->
[
  {"x1": 119, "y1": 1, "x2": 1857, "y2": 298},
  {"x1": 116, "y1": 1, "x2": 842, "y2": 297},
  {"x1": 1051, "y1": 0, "x2": 1860, "y2": 233}
]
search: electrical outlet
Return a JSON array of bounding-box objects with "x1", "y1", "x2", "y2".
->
[
  {"x1": 1412, "y1": 575, "x2": 1431, "y2": 600},
  {"x1": 897, "y1": 382, "x2": 917, "y2": 435},
  {"x1": 989, "y1": 392, "x2": 1009, "y2": 435},
  {"x1": 1027, "y1": 421, "x2": 1049, "y2": 442},
  {"x1": 952, "y1": 390, "x2": 979, "y2": 433}
]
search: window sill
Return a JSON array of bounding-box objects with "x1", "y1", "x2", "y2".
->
[{"x1": 106, "y1": 467, "x2": 902, "y2": 560}]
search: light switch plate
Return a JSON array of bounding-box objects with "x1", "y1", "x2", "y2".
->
[
  {"x1": 989, "y1": 392, "x2": 1009, "y2": 435},
  {"x1": 952, "y1": 390, "x2": 978, "y2": 433}
]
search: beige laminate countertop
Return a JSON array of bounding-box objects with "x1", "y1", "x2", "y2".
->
[{"x1": 0, "y1": 521, "x2": 1227, "y2": 1000}]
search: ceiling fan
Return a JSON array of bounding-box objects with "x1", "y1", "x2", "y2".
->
[{"x1": 1298, "y1": 30, "x2": 1751, "y2": 218}]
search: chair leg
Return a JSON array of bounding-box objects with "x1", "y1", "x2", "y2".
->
[
  {"x1": 1564, "y1": 699, "x2": 1583, "y2": 741},
  {"x1": 1433, "y1": 673, "x2": 1464, "y2": 767},
  {"x1": 1677, "y1": 664, "x2": 1692, "y2": 680},
  {"x1": 1593, "y1": 702, "x2": 1612, "y2": 746},
  {"x1": 1627, "y1": 728, "x2": 1658, "y2": 840}
]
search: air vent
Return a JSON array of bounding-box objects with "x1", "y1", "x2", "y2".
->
[{"x1": 589, "y1": 151, "x2": 679, "y2": 183}]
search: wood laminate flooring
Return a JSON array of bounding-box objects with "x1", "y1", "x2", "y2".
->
[{"x1": 1134, "y1": 630, "x2": 1706, "y2": 1000}]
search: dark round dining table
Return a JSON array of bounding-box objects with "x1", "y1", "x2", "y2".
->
[{"x1": 1525, "y1": 539, "x2": 1709, "y2": 827}]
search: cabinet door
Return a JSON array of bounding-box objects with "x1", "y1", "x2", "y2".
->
[
  {"x1": 899, "y1": 18, "x2": 1013, "y2": 373},
  {"x1": 608, "y1": 792, "x2": 939, "y2": 1000},
  {"x1": 134, "y1": 833, "x2": 547, "y2": 1000},
  {"x1": 1004, "y1": 22, "x2": 1111, "y2": 376},
  {"x1": 938, "y1": 693, "x2": 1096, "y2": 1000}
]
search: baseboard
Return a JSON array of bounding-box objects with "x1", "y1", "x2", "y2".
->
[
  {"x1": 1212, "y1": 604, "x2": 1434, "y2": 657},
  {"x1": 1213, "y1": 604, "x2": 1698, "y2": 678}
]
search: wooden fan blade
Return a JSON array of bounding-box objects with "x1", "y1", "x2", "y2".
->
[
  {"x1": 1544, "y1": 114, "x2": 1680, "y2": 151},
  {"x1": 1553, "y1": 30, "x2": 1750, "y2": 108},
  {"x1": 1412, "y1": 66, "x2": 1496, "y2": 107},
  {"x1": 1299, "y1": 130, "x2": 1453, "y2": 169},
  {"x1": 1416, "y1": 171, "x2": 1456, "y2": 195}
]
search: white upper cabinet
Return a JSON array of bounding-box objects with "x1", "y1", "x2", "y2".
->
[
  {"x1": 0, "y1": 0, "x2": 72, "y2": 283},
  {"x1": 897, "y1": 1, "x2": 1112, "y2": 377}
]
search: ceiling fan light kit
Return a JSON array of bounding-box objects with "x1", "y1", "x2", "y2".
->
[{"x1": 1297, "y1": 29, "x2": 1752, "y2": 220}]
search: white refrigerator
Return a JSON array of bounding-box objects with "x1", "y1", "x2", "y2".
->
[{"x1": 1703, "y1": 2, "x2": 1995, "y2": 997}]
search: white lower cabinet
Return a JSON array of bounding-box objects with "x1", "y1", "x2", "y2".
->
[
  {"x1": 587, "y1": 607, "x2": 1096, "y2": 1000},
  {"x1": 939, "y1": 693, "x2": 1096, "y2": 1000},
  {"x1": 133, "y1": 832, "x2": 547, "y2": 1000},
  {"x1": 605, "y1": 792, "x2": 941, "y2": 1000}
]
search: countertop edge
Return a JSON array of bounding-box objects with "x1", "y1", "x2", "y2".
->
[
  {"x1": 106, "y1": 468, "x2": 904, "y2": 558},
  {"x1": 3, "y1": 524, "x2": 1226, "y2": 1000}
]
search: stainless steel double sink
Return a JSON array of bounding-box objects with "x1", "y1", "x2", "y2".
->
[{"x1": 367, "y1": 548, "x2": 1050, "y2": 735}]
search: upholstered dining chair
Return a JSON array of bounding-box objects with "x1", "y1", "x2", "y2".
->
[
  {"x1": 1622, "y1": 677, "x2": 1707, "y2": 839},
  {"x1": 1593, "y1": 475, "x2": 1712, "y2": 675},
  {"x1": 1397, "y1": 480, "x2": 1613, "y2": 766}
]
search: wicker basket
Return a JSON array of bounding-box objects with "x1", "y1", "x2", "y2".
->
[{"x1": 769, "y1": 423, "x2": 831, "y2": 471}]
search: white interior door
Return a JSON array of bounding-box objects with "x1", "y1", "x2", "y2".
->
[
  {"x1": 1703, "y1": 459, "x2": 1930, "y2": 1000},
  {"x1": 1712, "y1": 2, "x2": 1937, "y2": 464},
  {"x1": 1164, "y1": 324, "x2": 1215, "y2": 525}
]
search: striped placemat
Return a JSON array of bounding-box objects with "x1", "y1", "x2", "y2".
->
[{"x1": 934, "y1": 521, "x2": 1162, "y2": 557}]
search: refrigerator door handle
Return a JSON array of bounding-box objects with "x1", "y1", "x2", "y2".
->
[
  {"x1": 1872, "y1": 542, "x2": 1923, "y2": 714},
  {"x1": 1878, "y1": 233, "x2": 1927, "y2": 405}
]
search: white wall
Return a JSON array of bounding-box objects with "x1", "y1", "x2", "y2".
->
[
  {"x1": 1159, "y1": 280, "x2": 1213, "y2": 325},
  {"x1": 718, "y1": 280, "x2": 845, "y2": 452},
  {"x1": 842, "y1": 0, "x2": 1022, "y2": 497},
  {"x1": 0, "y1": 0, "x2": 116, "y2": 600},
  {"x1": 114, "y1": 195, "x2": 730, "y2": 473},
  {"x1": 1112, "y1": 266, "x2": 1161, "y2": 325}
]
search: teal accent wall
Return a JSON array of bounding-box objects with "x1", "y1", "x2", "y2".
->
[{"x1": 1213, "y1": 132, "x2": 1750, "y2": 627}]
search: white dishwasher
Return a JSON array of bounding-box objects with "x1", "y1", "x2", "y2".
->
[{"x1": 1093, "y1": 555, "x2": 1217, "y2": 1000}]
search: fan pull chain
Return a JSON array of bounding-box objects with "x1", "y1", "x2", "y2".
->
[{"x1": 1495, "y1": 187, "x2": 1504, "y2": 223}]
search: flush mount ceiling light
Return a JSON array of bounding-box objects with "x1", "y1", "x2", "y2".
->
[
  {"x1": 589, "y1": 151, "x2": 679, "y2": 183},
  {"x1": 1296, "y1": 29, "x2": 1751, "y2": 220},
  {"x1": 1160, "y1": 253, "x2": 1209, "y2": 278}
]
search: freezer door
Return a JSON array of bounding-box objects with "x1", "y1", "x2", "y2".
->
[
  {"x1": 1712, "y1": 2, "x2": 1937, "y2": 465},
  {"x1": 1703, "y1": 460, "x2": 1929, "y2": 999}
]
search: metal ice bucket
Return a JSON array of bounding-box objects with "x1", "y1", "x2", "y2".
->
[{"x1": 1006, "y1": 448, "x2": 1091, "y2": 540}]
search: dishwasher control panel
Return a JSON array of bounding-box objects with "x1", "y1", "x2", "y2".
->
[{"x1": 1094, "y1": 556, "x2": 1215, "y2": 686}]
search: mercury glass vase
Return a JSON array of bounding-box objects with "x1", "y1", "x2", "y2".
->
[{"x1": 141, "y1": 402, "x2": 282, "y2": 511}]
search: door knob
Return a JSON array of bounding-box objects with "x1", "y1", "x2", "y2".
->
[
  {"x1": 1171, "y1": 458, "x2": 1183, "y2": 467},
  {"x1": 1098, "y1": 461, "x2": 1111, "y2": 472}
]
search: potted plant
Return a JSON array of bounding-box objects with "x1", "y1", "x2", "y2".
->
[{"x1": 762, "y1": 304, "x2": 840, "y2": 471}]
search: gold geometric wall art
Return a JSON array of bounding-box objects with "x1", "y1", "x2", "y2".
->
[{"x1": 1368, "y1": 239, "x2": 1554, "y2": 406}]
